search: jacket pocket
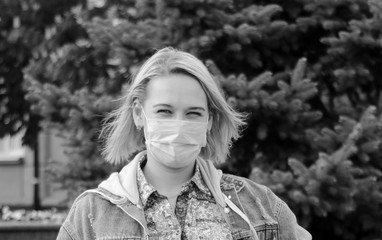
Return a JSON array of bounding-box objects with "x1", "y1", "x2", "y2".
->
[
  {"x1": 97, "y1": 236, "x2": 142, "y2": 240},
  {"x1": 231, "y1": 229, "x2": 255, "y2": 240},
  {"x1": 231, "y1": 223, "x2": 279, "y2": 240},
  {"x1": 255, "y1": 223, "x2": 279, "y2": 240}
]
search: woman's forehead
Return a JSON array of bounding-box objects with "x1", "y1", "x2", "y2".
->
[{"x1": 144, "y1": 74, "x2": 208, "y2": 107}]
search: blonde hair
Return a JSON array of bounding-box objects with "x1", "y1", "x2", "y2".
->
[{"x1": 101, "y1": 47, "x2": 246, "y2": 164}]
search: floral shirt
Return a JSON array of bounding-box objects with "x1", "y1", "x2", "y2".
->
[{"x1": 137, "y1": 159, "x2": 232, "y2": 239}]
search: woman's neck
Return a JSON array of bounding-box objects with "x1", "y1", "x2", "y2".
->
[{"x1": 142, "y1": 156, "x2": 196, "y2": 197}]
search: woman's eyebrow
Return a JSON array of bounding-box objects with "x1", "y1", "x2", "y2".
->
[
  {"x1": 153, "y1": 104, "x2": 206, "y2": 111},
  {"x1": 188, "y1": 107, "x2": 206, "y2": 111},
  {"x1": 153, "y1": 104, "x2": 172, "y2": 108}
]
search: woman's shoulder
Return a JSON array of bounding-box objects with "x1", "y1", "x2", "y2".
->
[
  {"x1": 58, "y1": 191, "x2": 108, "y2": 240},
  {"x1": 221, "y1": 173, "x2": 275, "y2": 196},
  {"x1": 221, "y1": 173, "x2": 284, "y2": 217},
  {"x1": 62, "y1": 188, "x2": 126, "y2": 226},
  {"x1": 59, "y1": 189, "x2": 141, "y2": 240},
  {"x1": 221, "y1": 173, "x2": 312, "y2": 240}
]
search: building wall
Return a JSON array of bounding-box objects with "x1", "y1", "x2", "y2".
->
[
  {"x1": 0, "y1": 130, "x2": 68, "y2": 207},
  {"x1": 38, "y1": 129, "x2": 69, "y2": 207},
  {"x1": 0, "y1": 148, "x2": 34, "y2": 206}
]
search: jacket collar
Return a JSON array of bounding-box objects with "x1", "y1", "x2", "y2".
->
[
  {"x1": 96, "y1": 151, "x2": 258, "y2": 239},
  {"x1": 98, "y1": 151, "x2": 226, "y2": 207}
]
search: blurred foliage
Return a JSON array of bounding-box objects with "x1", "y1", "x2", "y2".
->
[
  {"x1": 0, "y1": 0, "x2": 80, "y2": 145},
  {"x1": 1, "y1": 0, "x2": 381, "y2": 239}
]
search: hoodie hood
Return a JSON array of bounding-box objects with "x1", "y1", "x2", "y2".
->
[{"x1": 98, "y1": 151, "x2": 226, "y2": 207}]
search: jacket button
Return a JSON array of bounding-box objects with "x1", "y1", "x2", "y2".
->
[
  {"x1": 228, "y1": 195, "x2": 232, "y2": 199},
  {"x1": 224, "y1": 207, "x2": 230, "y2": 213}
]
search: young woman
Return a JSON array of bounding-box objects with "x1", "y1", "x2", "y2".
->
[{"x1": 57, "y1": 48, "x2": 312, "y2": 240}]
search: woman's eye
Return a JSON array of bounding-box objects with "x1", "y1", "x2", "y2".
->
[
  {"x1": 188, "y1": 112, "x2": 202, "y2": 116},
  {"x1": 157, "y1": 109, "x2": 172, "y2": 114}
]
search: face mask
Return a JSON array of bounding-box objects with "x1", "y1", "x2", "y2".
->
[{"x1": 140, "y1": 106, "x2": 209, "y2": 168}]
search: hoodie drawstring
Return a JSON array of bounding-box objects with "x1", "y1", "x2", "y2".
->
[{"x1": 224, "y1": 195, "x2": 260, "y2": 240}]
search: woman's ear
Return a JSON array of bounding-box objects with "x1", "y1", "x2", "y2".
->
[{"x1": 132, "y1": 100, "x2": 144, "y2": 130}]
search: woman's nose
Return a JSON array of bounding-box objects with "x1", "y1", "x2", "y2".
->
[{"x1": 174, "y1": 113, "x2": 185, "y2": 120}]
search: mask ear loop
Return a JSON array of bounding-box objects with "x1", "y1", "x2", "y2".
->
[
  {"x1": 206, "y1": 110, "x2": 213, "y2": 134},
  {"x1": 137, "y1": 103, "x2": 148, "y2": 119},
  {"x1": 133, "y1": 102, "x2": 144, "y2": 131},
  {"x1": 133, "y1": 102, "x2": 148, "y2": 148},
  {"x1": 136, "y1": 103, "x2": 149, "y2": 143}
]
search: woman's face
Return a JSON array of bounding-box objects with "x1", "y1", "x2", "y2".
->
[{"x1": 142, "y1": 73, "x2": 209, "y2": 122}]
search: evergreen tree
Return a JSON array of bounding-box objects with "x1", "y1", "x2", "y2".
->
[{"x1": 0, "y1": 0, "x2": 80, "y2": 145}]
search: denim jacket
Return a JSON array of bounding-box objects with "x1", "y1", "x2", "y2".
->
[{"x1": 57, "y1": 151, "x2": 311, "y2": 240}]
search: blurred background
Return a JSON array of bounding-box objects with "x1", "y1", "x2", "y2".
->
[{"x1": 0, "y1": 0, "x2": 382, "y2": 239}]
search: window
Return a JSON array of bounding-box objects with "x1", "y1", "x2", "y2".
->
[{"x1": 0, "y1": 131, "x2": 25, "y2": 164}]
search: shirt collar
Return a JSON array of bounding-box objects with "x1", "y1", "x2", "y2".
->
[
  {"x1": 190, "y1": 163, "x2": 212, "y2": 197},
  {"x1": 136, "y1": 157, "x2": 212, "y2": 207},
  {"x1": 136, "y1": 158, "x2": 156, "y2": 207}
]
